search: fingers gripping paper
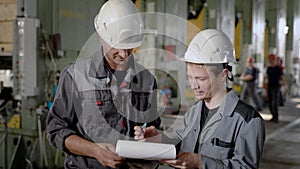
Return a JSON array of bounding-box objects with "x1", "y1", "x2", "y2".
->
[{"x1": 116, "y1": 140, "x2": 176, "y2": 160}]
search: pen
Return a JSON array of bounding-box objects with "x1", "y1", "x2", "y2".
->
[{"x1": 138, "y1": 123, "x2": 147, "y2": 137}]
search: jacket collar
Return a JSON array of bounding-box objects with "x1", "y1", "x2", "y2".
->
[
  {"x1": 222, "y1": 90, "x2": 239, "y2": 116},
  {"x1": 199, "y1": 90, "x2": 239, "y2": 143},
  {"x1": 199, "y1": 90, "x2": 239, "y2": 116}
]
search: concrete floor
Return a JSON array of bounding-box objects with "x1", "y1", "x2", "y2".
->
[{"x1": 260, "y1": 97, "x2": 300, "y2": 169}]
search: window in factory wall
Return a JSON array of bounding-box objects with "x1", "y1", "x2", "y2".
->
[{"x1": 0, "y1": 70, "x2": 13, "y2": 88}]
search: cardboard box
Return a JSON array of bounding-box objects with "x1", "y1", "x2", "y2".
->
[
  {"x1": 0, "y1": 0, "x2": 17, "y2": 4},
  {"x1": 0, "y1": 1, "x2": 16, "y2": 49},
  {"x1": 0, "y1": 3, "x2": 17, "y2": 21},
  {"x1": 0, "y1": 43, "x2": 13, "y2": 52},
  {"x1": 0, "y1": 21, "x2": 14, "y2": 43}
]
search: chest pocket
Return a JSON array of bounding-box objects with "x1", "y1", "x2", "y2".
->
[
  {"x1": 200, "y1": 137, "x2": 235, "y2": 160},
  {"x1": 81, "y1": 89, "x2": 119, "y2": 127},
  {"x1": 79, "y1": 89, "x2": 129, "y2": 142},
  {"x1": 128, "y1": 91, "x2": 151, "y2": 112},
  {"x1": 115, "y1": 90, "x2": 156, "y2": 123}
]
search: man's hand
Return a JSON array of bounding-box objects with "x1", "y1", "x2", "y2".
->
[
  {"x1": 134, "y1": 125, "x2": 162, "y2": 142},
  {"x1": 65, "y1": 135, "x2": 125, "y2": 168},
  {"x1": 93, "y1": 143, "x2": 125, "y2": 168},
  {"x1": 161, "y1": 152, "x2": 202, "y2": 169}
]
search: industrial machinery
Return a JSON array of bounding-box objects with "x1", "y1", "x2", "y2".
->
[{"x1": 0, "y1": 0, "x2": 64, "y2": 169}]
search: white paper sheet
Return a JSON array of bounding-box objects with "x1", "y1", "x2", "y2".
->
[{"x1": 116, "y1": 140, "x2": 176, "y2": 160}]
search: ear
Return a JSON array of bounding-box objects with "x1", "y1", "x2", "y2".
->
[{"x1": 221, "y1": 69, "x2": 229, "y2": 81}]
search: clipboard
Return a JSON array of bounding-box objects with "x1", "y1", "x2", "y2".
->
[{"x1": 116, "y1": 140, "x2": 176, "y2": 160}]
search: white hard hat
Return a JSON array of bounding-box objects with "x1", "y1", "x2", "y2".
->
[
  {"x1": 94, "y1": 0, "x2": 143, "y2": 49},
  {"x1": 183, "y1": 29, "x2": 236, "y2": 64}
]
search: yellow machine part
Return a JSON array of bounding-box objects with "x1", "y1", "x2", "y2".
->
[
  {"x1": 187, "y1": 7, "x2": 205, "y2": 45},
  {"x1": 135, "y1": 0, "x2": 141, "y2": 10},
  {"x1": 7, "y1": 114, "x2": 21, "y2": 128},
  {"x1": 233, "y1": 84, "x2": 242, "y2": 95},
  {"x1": 234, "y1": 19, "x2": 242, "y2": 61}
]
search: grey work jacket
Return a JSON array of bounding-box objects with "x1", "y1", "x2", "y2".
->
[
  {"x1": 46, "y1": 49, "x2": 160, "y2": 169},
  {"x1": 170, "y1": 91, "x2": 265, "y2": 169}
]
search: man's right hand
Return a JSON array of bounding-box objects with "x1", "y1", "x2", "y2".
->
[
  {"x1": 94, "y1": 143, "x2": 125, "y2": 168},
  {"x1": 65, "y1": 135, "x2": 125, "y2": 168}
]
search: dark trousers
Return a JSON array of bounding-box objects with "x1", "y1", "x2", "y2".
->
[
  {"x1": 267, "y1": 85, "x2": 280, "y2": 120},
  {"x1": 241, "y1": 81, "x2": 262, "y2": 110}
]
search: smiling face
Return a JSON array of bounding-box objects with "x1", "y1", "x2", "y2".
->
[
  {"x1": 101, "y1": 38, "x2": 134, "y2": 71},
  {"x1": 187, "y1": 63, "x2": 227, "y2": 101}
]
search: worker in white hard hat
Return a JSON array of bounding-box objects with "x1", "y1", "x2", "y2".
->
[
  {"x1": 135, "y1": 29, "x2": 265, "y2": 169},
  {"x1": 46, "y1": 0, "x2": 161, "y2": 168}
]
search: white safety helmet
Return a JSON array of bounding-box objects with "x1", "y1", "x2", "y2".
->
[
  {"x1": 183, "y1": 29, "x2": 236, "y2": 64},
  {"x1": 94, "y1": 0, "x2": 143, "y2": 49}
]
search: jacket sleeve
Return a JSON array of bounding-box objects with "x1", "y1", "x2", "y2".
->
[
  {"x1": 149, "y1": 80, "x2": 161, "y2": 128},
  {"x1": 201, "y1": 117, "x2": 265, "y2": 169},
  {"x1": 46, "y1": 68, "x2": 80, "y2": 152}
]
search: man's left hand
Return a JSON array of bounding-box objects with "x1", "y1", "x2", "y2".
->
[{"x1": 161, "y1": 152, "x2": 202, "y2": 169}]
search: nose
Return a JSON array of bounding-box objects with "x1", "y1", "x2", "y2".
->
[
  {"x1": 189, "y1": 77, "x2": 199, "y2": 89},
  {"x1": 118, "y1": 49, "x2": 130, "y2": 59}
]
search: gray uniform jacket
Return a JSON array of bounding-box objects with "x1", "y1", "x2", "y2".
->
[
  {"x1": 168, "y1": 91, "x2": 265, "y2": 169},
  {"x1": 46, "y1": 49, "x2": 160, "y2": 169}
]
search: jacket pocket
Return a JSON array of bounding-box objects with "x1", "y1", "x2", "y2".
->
[
  {"x1": 211, "y1": 137, "x2": 235, "y2": 148},
  {"x1": 200, "y1": 138, "x2": 235, "y2": 159}
]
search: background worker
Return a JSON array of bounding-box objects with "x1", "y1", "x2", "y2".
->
[
  {"x1": 135, "y1": 29, "x2": 265, "y2": 169},
  {"x1": 240, "y1": 57, "x2": 263, "y2": 111},
  {"x1": 266, "y1": 54, "x2": 285, "y2": 123},
  {"x1": 46, "y1": 0, "x2": 160, "y2": 168}
]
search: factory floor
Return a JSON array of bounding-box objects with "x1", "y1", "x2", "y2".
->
[
  {"x1": 259, "y1": 97, "x2": 300, "y2": 169},
  {"x1": 159, "y1": 96, "x2": 300, "y2": 169}
]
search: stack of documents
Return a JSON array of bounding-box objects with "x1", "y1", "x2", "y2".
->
[{"x1": 116, "y1": 140, "x2": 176, "y2": 160}]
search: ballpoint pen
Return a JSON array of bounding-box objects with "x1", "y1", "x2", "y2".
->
[{"x1": 138, "y1": 122, "x2": 147, "y2": 137}]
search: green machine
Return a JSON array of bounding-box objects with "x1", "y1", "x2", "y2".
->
[
  {"x1": 0, "y1": 15, "x2": 65, "y2": 169},
  {"x1": 0, "y1": 0, "x2": 64, "y2": 168},
  {"x1": 0, "y1": 0, "x2": 105, "y2": 168}
]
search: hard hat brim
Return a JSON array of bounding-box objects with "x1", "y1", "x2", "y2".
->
[{"x1": 180, "y1": 57, "x2": 237, "y2": 64}]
